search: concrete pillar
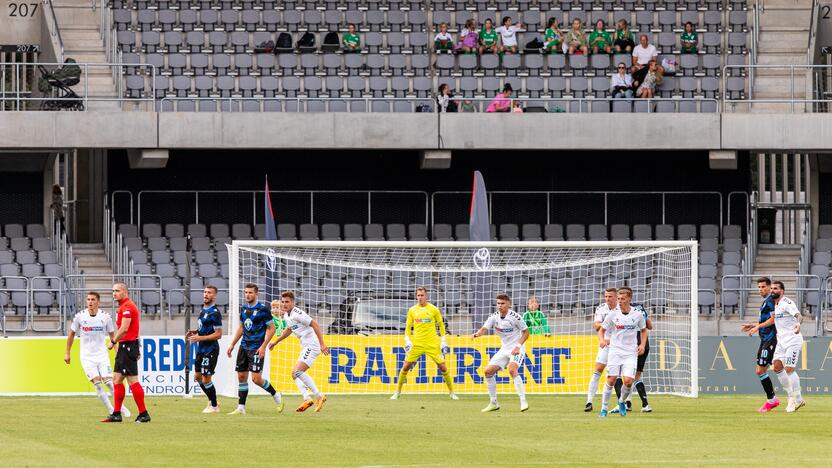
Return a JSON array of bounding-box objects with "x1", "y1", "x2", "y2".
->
[{"x1": 75, "y1": 148, "x2": 107, "y2": 242}]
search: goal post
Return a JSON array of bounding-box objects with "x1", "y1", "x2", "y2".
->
[{"x1": 222, "y1": 241, "x2": 698, "y2": 398}]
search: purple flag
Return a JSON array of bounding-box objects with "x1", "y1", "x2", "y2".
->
[
  {"x1": 469, "y1": 171, "x2": 490, "y2": 242},
  {"x1": 264, "y1": 176, "x2": 277, "y2": 241}
]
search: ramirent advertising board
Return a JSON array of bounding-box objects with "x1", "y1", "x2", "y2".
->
[{"x1": 2, "y1": 336, "x2": 830, "y2": 395}]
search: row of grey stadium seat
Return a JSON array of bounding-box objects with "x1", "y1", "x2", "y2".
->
[
  {"x1": 112, "y1": 0, "x2": 747, "y2": 13},
  {"x1": 113, "y1": 8, "x2": 745, "y2": 33},
  {"x1": 0, "y1": 224, "x2": 49, "y2": 238},
  {"x1": 120, "y1": 222, "x2": 742, "y2": 241}
]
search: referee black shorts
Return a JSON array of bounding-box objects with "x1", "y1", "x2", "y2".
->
[
  {"x1": 115, "y1": 340, "x2": 140, "y2": 376},
  {"x1": 637, "y1": 341, "x2": 650, "y2": 373}
]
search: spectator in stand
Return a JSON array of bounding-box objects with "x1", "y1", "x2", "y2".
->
[
  {"x1": 479, "y1": 18, "x2": 499, "y2": 55},
  {"x1": 611, "y1": 62, "x2": 634, "y2": 98},
  {"x1": 543, "y1": 17, "x2": 564, "y2": 54},
  {"x1": 565, "y1": 19, "x2": 588, "y2": 55},
  {"x1": 459, "y1": 99, "x2": 477, "y2": 112},
  {"x1": 589, "y1": 19, "x2": 613, "y2": 54},
  {"x1": 496, "y1": 16, "x2": 524, "y2": 54},
  {"x1": 631, "y1": 34, "x2": 663, "y2": 86},
  {"x1": 614, "y1": 19, "x2": 635, "y2": 53},
  {"x1": 636, "y1": 59, "x2": 659, "y2": 98},
  {"x1": 485, "y1": 83, "x2": 513, "y2": 112},
  {"x1": 436, "y1": 83, "x2": 457, "y2": 112},
  {"x1": 680, "y1": 21, "x2": 698, "y2": 54},
  {"x1": 457, "y1": 19, "x2": 479, "y2": 54},
  {"x1": 434, "y1": 23, "x2": 454, "y2": 52},
  {"x1": 342, "y1": 23, "x2": 361, "y2": 53}
]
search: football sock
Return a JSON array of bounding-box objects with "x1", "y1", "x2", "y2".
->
[
  {"x1": 441, "y1": 370, "x2": 454, "y2": 393},
  {"x1": 635, "y1": 380, "x2": 649, "y2": 406},
  {"x1": 238, "y1": 383, "x2": 249, "y2": 405},
  {"x1": 105, "y1": 379, "x2": 114, "y2": 395},
  {"x1": 259, "y1": 379, "x2": 277, "y2": 396},
  {"x1": 294, "y1": 371, "x2": 320, "y2": 399},
  {"x1": 759, "y1": 373, "x2": 776, "y2": 400},
  {"x1": 587, "y1": 371, "x2": 601, "y2": 403},
  {"x1": 113, "y1": 383, "x2": 125, "y2": 413},
  {"x1": 204, "y1": 382, "x2": 217, "y2": 406},
  {"x1": 94, "y1": 381, "x2": 114, "y2": 412},
  {"x1": 789, "y1": 372, "x2": 802, "y2": 401},
  {"x1": 620, "y1": 385, "x2": 632, "y2": 404},
  {"x1": 396, "y1": 369, "x2": 409, "y2": 394},
  {"x1": 775, "y1": 370, "x2": 792, "y2": 397},
  {"x1": 601, "y1": 383, "x2": 613, "y2": 410},
  {"x1": 486, "y1": 375, "x2": 498, "y2": 404},
  {"x1": 614, "y1": 377, "x2": 623, "y2": 400},
  {"x1": 197, "y1": 380, "x2": 207, "y2": 395},
  {"x1": 513, "y1": 375, "x2": 526, "y2": 403},
  {"x1": 129, "y1": 382, "x2": 147, "y2": 414}
]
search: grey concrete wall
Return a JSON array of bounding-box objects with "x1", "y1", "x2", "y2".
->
[
  {"x1": 4, "y1": 111, "x2": 832, "y2": 152},
  {"x1": 439, "y1": 113, "x2": 721, "y2": 150},
  {"x1": 0, "y1": 0, "x2": 42, "y2": 46}
]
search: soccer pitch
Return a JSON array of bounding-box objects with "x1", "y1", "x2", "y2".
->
[{"x1": 1, "y1": 395, "x2": 829, "y2": 466}]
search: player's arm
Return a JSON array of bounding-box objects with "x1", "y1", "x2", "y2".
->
[
  {"x1": 110, "y1": 316, "x2": 131, "y2": 349},
  {"x1": 268, "y1": 327, "x2": 293, "y2": 350},
  {"x1": 226, "y1": 322, "x2": 244, "y2": 357},
  {"x1": 403, "y1": 309, "x2": 414, "y2": 351},
  {"x1": 189, "y1": 327, "x2": 222, "y2": 343},
  {"x1": 471, "y1": 326, "x2": 488, "y2": 339},
  {"x1": 310, "y1": 319, "x2": 330, "y2": 355},
  {"x1": 64, "y1": 330, "x2": 76, "y2": 364},
  {"x1": 435, "y1": 307, "x2": 450, "y2": 353},
  {"x1": 638, "y1": 328, "x2": 647, "y2": 355},
  {"x1": 513, "y1": 328, "x2": 530, "y2": 355},
  {"x1": 646, "y1": 318, "x2": 653, "y2": 331},
  {"x1": 748, "y1": 316, "x2": 775, "y2": 336},
  {"x1": 257, "y1": 320, "x2": 276, "y2": 358},
  {"x1": 793, "y1": 310, "x2": 803, "y2": 334}
]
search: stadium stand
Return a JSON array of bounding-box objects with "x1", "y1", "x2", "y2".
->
[{"x1": 108, "y1": 0, "x2": 747, "y2": 112}]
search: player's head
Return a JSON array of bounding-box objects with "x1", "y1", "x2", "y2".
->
[
  {"x1": 771, "y1": 281, "x2": 785, "y2": 299},
  {"x1": 756, "y1": 277, "x2": 772, "y2": 297},
  {"x1": 203, "y1": 285, "x2": 217, "y2": 305},
  {"x1": 415, "y1": 287, "x2": 428, "y2": 305},
  {"x1": 496, "y1": 293, "x2": 511, "y2": 314},
  {"x1": 604, "y1": 287, "x2": 618, "y2": 308},
  {"x1": 527, "y1": 296, "x2": 539, "y2": 311},
  {"x1": 244, "y1": 283, "x2": 258, "y2": 304},
  {"x1": 280, "y1": 290, "x2": 295, "y2": 312},
  {"x1": 617, "y1": 287, "x2": 632, "y2": 308},
  {"x1": 112, "y1": 283, "x2": 128, "y2": 302},
  {"x1": 86, "y1": 291, "x2": 100, "y2": 311}
]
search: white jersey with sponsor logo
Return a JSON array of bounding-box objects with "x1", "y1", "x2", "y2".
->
[
  {"x1": 594, "y1": 303, "x2": 617, "y2": 340},
  {"x1": 285, "y1": 307, "x2": 318, "y2": 348},
  {"x1": 601, "y1": 308, "x2": 646, "y2": 356},
  {"x1": 70, "y1": 309, "x2": 114, "y2": 362},
  {"x1": 774, "y1": 296, "x2": 803, "y2": 347},
  {"x1": 482, "y1": 309, "x2": 528, "y2": 349}
]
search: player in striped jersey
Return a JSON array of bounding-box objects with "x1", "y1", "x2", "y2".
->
[
  {"x1": 472, "y1": 293, "x2": 530, "y2": 412},
  {"x1": 585, "y1": 287, "x2": 618, "y2": 412}
]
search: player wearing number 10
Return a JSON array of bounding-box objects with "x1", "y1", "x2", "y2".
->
[{"x1": 391, "y1": 287, "x2": 458, "y2": 400}]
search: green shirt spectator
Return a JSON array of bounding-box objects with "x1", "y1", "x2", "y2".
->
[
  {"x1": 543, "y1": 18, "x2": 563, "y2": 53},
  {"x1": 588, "y1": 20, "x2": 612, "y2": 54},
  {"x1": 343, "y1": 23, "x2": 361, "y2": 52},
  {"x1": 523, "y1": 297, "x2": 551, "y2": 336},
  {"x1": 681, "y1": 22, "x2": 698, "y2": 54}
]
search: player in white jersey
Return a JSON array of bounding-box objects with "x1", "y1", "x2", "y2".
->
[
  {"x1": 585, "y1": 287, "x2": 618, "y2": 412},
  {"x1": 597, "y1": 287, "x2": 646, "y2": 417},
  {"x1": 63, "y1": 292, "x2": 129, "y2": 417},
  {"x1": 471, "y1": 293, "x2": 530, "y2": 413},
  {"x1": 748, "y1": 281, "x2": 805, "y2": 412},
  {"x1": 268, "y1": 290, "x2": 330, "y2": 413}
]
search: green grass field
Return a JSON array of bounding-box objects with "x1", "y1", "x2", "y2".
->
[{"x1": 1, "y1": 395, "x2": 828, "y2": 467}]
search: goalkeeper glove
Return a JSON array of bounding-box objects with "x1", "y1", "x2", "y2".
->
[
  {"x1": 440, "y1": 336, "x2": 450, "y2": 355},
  {"x1": 404, "y1": 337, "x2": 413, "y2": 353}
]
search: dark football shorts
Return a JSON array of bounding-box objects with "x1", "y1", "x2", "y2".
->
[
  {"x1": 115, "y1": 340, "x2": 140, "y2": 376},
  {"x1": 235, "y1": 347, "x2": 264, "y2": 373}
]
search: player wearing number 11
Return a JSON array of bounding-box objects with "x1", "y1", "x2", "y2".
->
[{"x1": 391, "y1": 287, "x2": 458, "y2": 400}]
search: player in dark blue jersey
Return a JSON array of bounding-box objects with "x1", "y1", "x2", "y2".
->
[
  {"x1": 612, "y1": 292, "x2": 653, "y2": 413},
  {"x1": 186, "y1": 285, "x2": 223, "y2": 413},
  {"x1": 226, "y1": 283, "x2": 283, "y2": 415},
  {"x1": 741, "y1": 277, "x2": 779, "y2": 412}
]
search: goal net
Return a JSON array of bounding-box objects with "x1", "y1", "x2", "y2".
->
[{"x1": 226, "y1": 241, "x2": 697, "y2": 397}]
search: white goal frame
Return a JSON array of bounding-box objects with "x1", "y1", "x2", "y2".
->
[{"x1": 221, "y1": 240, "x2": 698, "y2": 398}]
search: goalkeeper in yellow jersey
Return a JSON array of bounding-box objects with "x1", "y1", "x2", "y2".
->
[{"x1": 390, "y1": 287, "x2": 458, "y2": 400}]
